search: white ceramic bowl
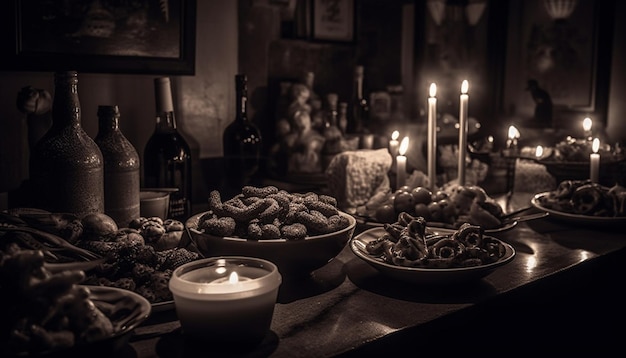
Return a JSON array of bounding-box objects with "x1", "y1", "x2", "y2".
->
[{"x1": 185, "y1": 211, "x2": 356, "y2": 277}]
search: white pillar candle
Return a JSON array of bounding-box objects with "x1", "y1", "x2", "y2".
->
[
  {"x1": 458, "y1": 80, "x2": 469, "y2": 186},
  {"x1": 397, "y1": 136, "x2": 409, "y2": 189},
  {"x1": 590, "y1": 138, "x2": 600, "y2": 183},
  {"x1": 427, "y1": 83, "x2": 437, "y2": 190},
  {"x1": 389, "y1": 130, "x2": 399, "y2": 173}
]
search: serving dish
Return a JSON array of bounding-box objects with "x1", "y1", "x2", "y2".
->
[
  {"x1": 350, "y1": 227, "x2": 515, "y2": 285},
  {"x1": 353, "y1": 214, "x2": 519, "y2": 234},
  {"x1": 186, "y1": 211, "x2": 356, "y2": 277},
  {"x1": 531, "y1": 192, "x2": 626, "y2": 227},
  {"x1": 2, "y1": 285, "x2": 151, "y2": 357}
]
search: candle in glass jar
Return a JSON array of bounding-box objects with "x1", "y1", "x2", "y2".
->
[
  {"x1": 427, "y1": 83, "x2": 437, "y2": 190},
  {"x1": 169, "y1": 257, "x2": 282, "y2": 347},
  {"x1": 590, "y1": 138, "x2": 600, "y2": 183},
  {"x1": 458, "y1": 80, "x2": 469, "y2": 185},
  {"x1": 397, "y1": 136, "x2": 409, "y2": 189}
]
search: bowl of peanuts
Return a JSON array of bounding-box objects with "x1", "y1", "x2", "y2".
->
[{"x1": 186, "y1": 186, "x2": 357, "y2": 277}]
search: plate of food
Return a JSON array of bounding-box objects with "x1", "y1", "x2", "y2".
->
[
  {"x1": 350, "y1": 214, "x2": 516, "y2": 285},
  {"x1": 0, "y1": 246, "x2": 151, "y2": 357},
  {"x1": 354, "y1": 184, "x2": 529, "y2": 234},
  {"x1": 0, "y1": 209, "x2": 202, "y2": 312},
  {"x1": 531, "y1": 180, "x2": 626, "y2": 226}
]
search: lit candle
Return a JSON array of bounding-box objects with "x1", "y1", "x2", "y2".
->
[
  {"x1": 389, "y1": 130, "x2": 400, "y2": 157},
  {"x1": 397, "y1": 136, "x2": 409, "y2": 189},
  {"x1": 458, "y1": 80, "x2": 469, "y2": 186},
  {"x1": 428, "y1": 83, "x2": 437, "y2": 190},
  {"x1": 583, "y1": 117, "x2": 592, "y2": 140},
  {"x1": 169, "y1": 257, "x2": 282, "y2": 346},
  {"x1": 506, "y1": 125, "x2": 520, "y2": 152},
  {"x1": 535, "y1": 145, "x2": 543, "y2": 159},
  {"x1": 590, "y1": 138, "x2": 600, "y2": 183}
]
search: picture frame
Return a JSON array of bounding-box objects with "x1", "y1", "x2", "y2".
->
[
  {"x1": 501, "y1": 0, "x2": 613, "y2": 128},
  {"x1": 2, "y1": 0, "x2": 196, "y2": 75},
  {"x1": 311, "y1": 0, "x2": 355, "y2": 42}
]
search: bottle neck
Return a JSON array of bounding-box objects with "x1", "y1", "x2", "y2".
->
[
  {"x1": 154, "y1": 77, "x2": 178, "y2": 132},
  {"x1": 236, "y1": 74, "x2": 248, "y2": 124},
  {"x1": 52, "y1": 71, "x2": 81, "y2": 128},
  {"x1": 97, "y1": 105, "x2": 121, "y2": 134}
]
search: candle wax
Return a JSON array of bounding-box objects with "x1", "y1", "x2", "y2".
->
[
  {"x1": 428, "y1": 95, "x2": 437, "y2": 190},
  {"x1": 396, "y1": 155, "x2": 406, "y2": 189},
  {"x1": 458, "y1": 90, "x2": 469, "y2": 186},
  {"x1": 590, "y1": 153, "x2": 600, "y2": 183}
]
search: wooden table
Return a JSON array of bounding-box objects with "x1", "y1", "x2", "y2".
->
[{"x1": 123, "y1": 192, "x2": 626, "y2": 357}]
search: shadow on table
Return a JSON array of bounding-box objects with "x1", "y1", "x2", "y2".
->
[
  {"x1": 277, "y1": 256, "x2": 346, "y2": 304},
  {"x1": 155, "y1": 327, "x2": 279, "y2": 358},
  {"x1": 343, "y1": 255, "x2": 498, "y2": 304}
]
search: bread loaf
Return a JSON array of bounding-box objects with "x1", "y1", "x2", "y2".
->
[{"x1": 325, "y1": 149, "x2": 392, "y2": 213}]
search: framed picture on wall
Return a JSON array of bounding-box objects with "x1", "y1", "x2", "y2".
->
[
  {"x1": 2, "y1": 0, "x2": 196, "y2": 75},
  {"x1": 311, "y1": 0, "x2": 355, "y2": 42},
  {"x1": 501, "y1": 0, "x2": 613, "y2": 130}
]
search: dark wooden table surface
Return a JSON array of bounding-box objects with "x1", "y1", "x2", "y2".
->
[{"x1": 120, "y1": 192, "x2": 626, "y2": 357}]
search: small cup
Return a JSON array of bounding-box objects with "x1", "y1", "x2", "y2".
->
[
  {"x1": 169, "y1": 256, "x2": 282, "y2": 347},
  {"x1": 139, "y1": 190, "x2": 170, "y2": 219}
]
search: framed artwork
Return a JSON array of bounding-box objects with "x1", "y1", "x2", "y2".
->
[
  {"x1": 501, "y1": 0, "x2": 613, "y2": 128},
  {"x1": 2, "y1": 0, "x2": 196, "y2": 75},
  {"x1": 311, "y1": 0, "x2": 355, "y2": 42}
]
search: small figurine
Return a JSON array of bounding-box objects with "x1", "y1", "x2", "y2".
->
[{"x1": 526, "y1": 79, "x2": 553, "y2": 128}]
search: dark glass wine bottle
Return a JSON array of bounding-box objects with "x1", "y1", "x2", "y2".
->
[
  {"x1": 223, "y1": 74, "x2": 262, "y2": 196},
  {"x1": 349, "y1": 65, "x2": 370, "y2": 136},
  {"x1": 95, "y1": 105, "x2": 140, "y2": 227},
  {"x1": 143, "y1": 77, "x2": 192, "y2": 220},
  {"x1": 29, "y1": 71, "x2": 104, "y2": 217}
]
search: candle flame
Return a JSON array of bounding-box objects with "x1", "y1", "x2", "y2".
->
[
  {"x1": 592, "y1": 138, "x2": 600, "y2": 153},
  {"x1": 399, "y1": 136, "x2": 409, "y2": 156},
  {"x1": 583, "y1": 117, "x2": 592, "y2": 131},
  {"x1": 508, "y1": 125, "x2": 520, "y2": 139},
  {"x1": 461, "y1": 80, "x2": 469, "y2": 94},
  {"x1": 228, "y1": 271, "x2": 239, "y2": 284},
  {"x1": 535, "y1": 145, "x2": 543, "y2": 158},
  {"x1": 429, "y1": 83, "x2": 437, "y2": 97},
  {"x1": 391, "y1": 130, "x2": 399, "y2": 140},
  {"x1": 488, "y1": 135, "x2": 494, "y2": 143}
]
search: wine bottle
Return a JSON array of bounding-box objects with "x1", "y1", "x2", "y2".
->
[
  {"x1": 144, "y1": 77, "x2": 192, "y2": 220},
  {"x1": 223, "y1": 74, "x2": 262, "y2": 196},
  {"x1": 95, "y1": 105, "x2": 140, "y2": 227},
  {"x1": 349, "y1": 65, "x2": 370, "y2": 138},
  {"x1": 29, "y1": 71, "x2": 104, "y2": 217}
]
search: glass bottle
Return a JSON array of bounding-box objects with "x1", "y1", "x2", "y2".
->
[
  {"x1": 338, "y1": 101, "x2": 348, "y2": 135},
  {"x1": 29, "y1": 71, "x2": 104, "y2": 217},
  {"x1": 349, "y1": 65, "x2": 370, "y2": 137},
  {"x1": 322, "y1": 93, "x2": 343, "y2": 169},
  {"x1": 223, "y1": 74, "x2": 262, "y2": 196},
  {"x1": 95, "y1": 105, "x2": 140, "y2": 227},
  {"x1": 144, "y1": 77, "x2": 192, "y2": 220}
]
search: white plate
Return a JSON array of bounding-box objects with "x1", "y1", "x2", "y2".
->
[
  {"x1": 350, "y1": 227, "x2": 515, "y2": 285},
  {"x1": 531, "y1": 192, "x2": 626, "y2": 226}
]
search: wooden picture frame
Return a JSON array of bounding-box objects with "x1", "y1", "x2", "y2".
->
[
  {"x1": 501, "y1": 0, "x2": 614, "y2": 129},
  {"x1": 311, "y1": 0, "x2": 355, "y2": 42},
  {"x1": 2, "y1": 0, "x2": 196, "y2": 75}
]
